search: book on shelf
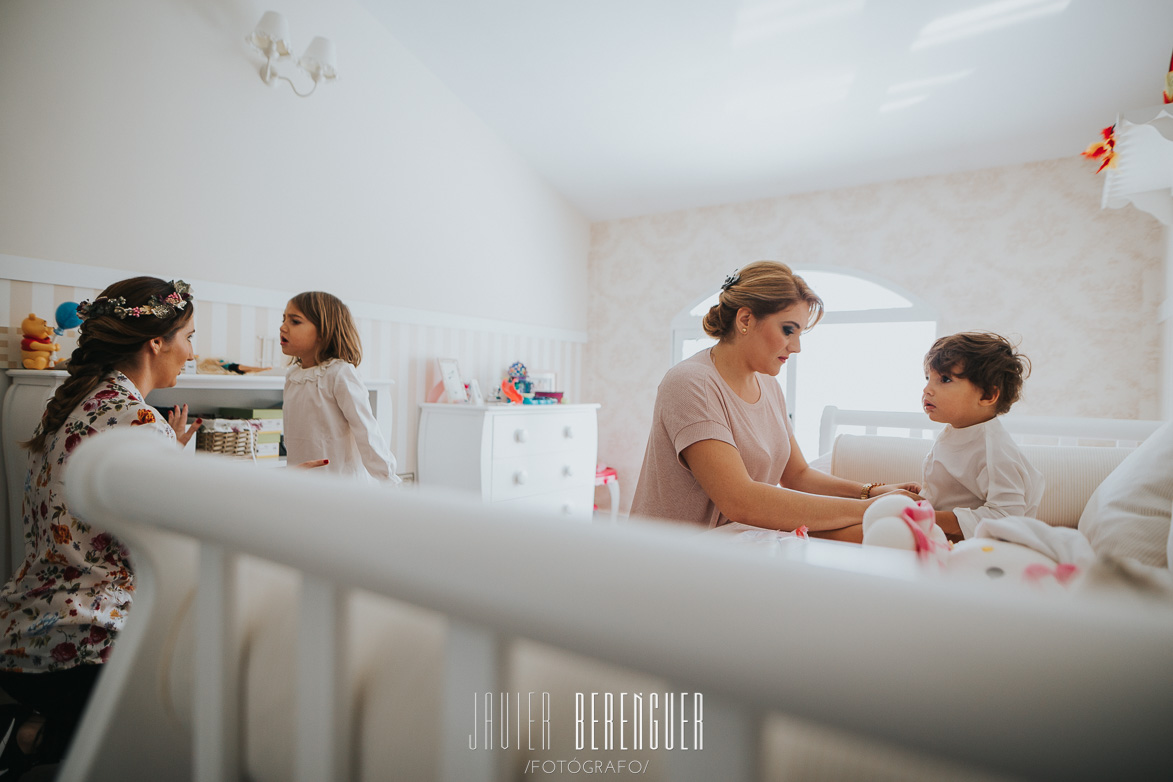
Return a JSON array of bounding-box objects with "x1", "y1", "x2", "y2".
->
[
  {"x1": 256, "y1": 441, "x2": 280, "y2": 458},
  {"x1": 219, "y1": 407, "x2": 283, "y2": 433}
]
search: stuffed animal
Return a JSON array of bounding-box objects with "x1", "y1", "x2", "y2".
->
[
  {"x1": 863, "y1": 494, "x2": 1082, "y2": 588},
  {"x1": 946, "y1": 516, "x2": 1091, "y2": 588},
  {"x1": 20, "y1": 313, "x2": 60, "y2": 370},
  {"x1": 862, "y1": 494, "x2": 950, "y2": 561},
  {"x1": 946, "y1": 537, "x2": 1074, "y2": 586}
]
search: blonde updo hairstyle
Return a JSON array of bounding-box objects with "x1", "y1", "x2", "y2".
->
[{"x1": 702, "y1": 261, "x2": 824, "y2": 340}]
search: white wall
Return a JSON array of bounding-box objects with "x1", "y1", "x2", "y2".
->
[
  {"x1": 1164, "y1": 226, "x2": 1173, "y2": 420},
  {"x1": 587, "y1": 157, "x2": 1167, "y2": 513},
  {"x1": 0, "y1": 0, "x2": 589, "y2": 330}
]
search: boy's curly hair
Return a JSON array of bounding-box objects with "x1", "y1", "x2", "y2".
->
[{"x1": 925, "y1": 332, "x2": 1030, "y2": 416}]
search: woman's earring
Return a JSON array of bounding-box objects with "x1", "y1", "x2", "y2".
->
[{"x1": 741, "y1": 328, "x2": 747, "y2": 334}]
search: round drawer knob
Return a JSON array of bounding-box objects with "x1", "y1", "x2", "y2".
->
[
  {"x1": 515, "y1": 428, "x2": 529, "y2": 443},
  {"x1": 514, "y1": 470, "x2": 528, "y2": 485},
  {"x1": 563, "y1": 426, "x2": 574, "y2": 439},
  {"x1": 561, "y1": 503, "x2": 573, "y2": 515},
  {"x1": 563, "y1": 465, "x2": 574, "y2": 477}
]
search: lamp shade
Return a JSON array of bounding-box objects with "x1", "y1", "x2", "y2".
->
[
  {"x1": 298, "y1": 37, "x2": 337, "y2": 81},
  {"x1": 246, "y1": 11, "x2": 292, "y2": 56}
]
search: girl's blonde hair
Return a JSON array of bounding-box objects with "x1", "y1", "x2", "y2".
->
[
  {"x1": 702, "y1": 261, "x2": 824, "y2": 340},
  {"x1": 289, "y1": 291, "x2": 362, "y2": 367}
]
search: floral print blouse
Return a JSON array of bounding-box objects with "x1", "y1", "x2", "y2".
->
[{"x1": 0, "y1": 372, "x2": 174, "y2": 673}]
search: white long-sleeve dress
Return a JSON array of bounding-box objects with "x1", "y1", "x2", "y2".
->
[{"x1": 283, "y1": 359, "x2": 400, "y2": 484}]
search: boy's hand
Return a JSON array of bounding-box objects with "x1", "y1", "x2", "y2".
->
[{"x1": 935, "y1": 509, "x2": 962, "y2": 539}]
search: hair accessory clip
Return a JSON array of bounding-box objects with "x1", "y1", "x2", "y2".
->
[{"x1": 721, "y1": 271, "x2": 741, "y2": 291}]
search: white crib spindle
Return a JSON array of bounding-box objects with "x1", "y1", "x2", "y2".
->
[
  {"x1": 441, "y1": 620, "x2": 507, "y2": 782},
  {"x1": 194, "y1": 543, "x2": 241, "y2": 782},
  {"x1": 296, "y1": 574, "x2": 349, "y2": 782}
]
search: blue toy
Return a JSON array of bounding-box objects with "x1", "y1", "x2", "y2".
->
[{"x1": 54, "y1": 301, "x2": 82, "y2": 336}]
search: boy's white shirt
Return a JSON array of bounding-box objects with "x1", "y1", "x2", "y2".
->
[{"x1": 921, "y1": 416, "x2": 1044, "y2": 539}]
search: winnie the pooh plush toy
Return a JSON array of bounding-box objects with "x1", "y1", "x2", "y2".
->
[{"x1": 20, "y1": 313, "x2": 60, "y2": 370}]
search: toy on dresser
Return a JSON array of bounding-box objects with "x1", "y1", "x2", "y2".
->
[
  {"x1": 20, "y1": 313, "x2": 60, "y2": 369},
  {"x1": 862, "y1": 494, "x2": 1085, "y2": 588}
]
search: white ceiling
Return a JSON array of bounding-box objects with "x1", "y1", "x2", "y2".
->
[{"x1": 360, "y1": 0, "x2": 1173, "y2": 221}]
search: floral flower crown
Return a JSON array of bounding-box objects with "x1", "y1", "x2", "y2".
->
[{"x1": 77, "y1": 280, "x2": 193, "y2": 321}]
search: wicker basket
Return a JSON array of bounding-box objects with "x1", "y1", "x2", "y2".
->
[{"x1": 196, "y1": 419, "x2": 259, "y2": 459}]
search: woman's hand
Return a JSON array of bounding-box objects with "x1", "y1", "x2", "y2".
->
[
  {"x1": 168, "y1": 404, "x2": 202, "y2": 448},
  {"x1": 871, "y1": 482, "x2": 923, "y2": 499}
]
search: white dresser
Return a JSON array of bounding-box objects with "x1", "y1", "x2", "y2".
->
[{"x1": 417, "y1": 403, "x2": 599, "y2": 521}]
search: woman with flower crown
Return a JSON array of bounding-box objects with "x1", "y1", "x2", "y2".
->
[
  {"x1": 0, "y1": 276, "x2": 200, "y2": 776},
  {"x1": 631, "y1": 261, "x2": 920, "y2": 538}
]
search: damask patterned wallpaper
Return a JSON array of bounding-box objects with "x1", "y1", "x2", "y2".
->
[{"x1": 585, "y1": 156, "x2": 1166, "y2": 513}]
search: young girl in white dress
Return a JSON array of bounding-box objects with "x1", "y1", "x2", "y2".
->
[{"x1": 280, "y1": 291, "x2": 401, "y2": 484}]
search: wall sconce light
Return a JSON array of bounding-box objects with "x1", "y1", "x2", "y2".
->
[{"x1": 246, "y1": 11, "x2": 337, "y2": 98}]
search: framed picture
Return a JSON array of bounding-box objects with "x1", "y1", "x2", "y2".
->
[
  {"x1": 530, "y1": 372, "x2": 556, "y2": 392},
  {"x1": 437, "y1": 358, "x2": 469, "y2": 403}
]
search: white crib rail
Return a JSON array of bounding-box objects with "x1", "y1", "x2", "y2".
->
[
  {"x1": 63, "y1": 430, "x2": 1173, "y2": 781},
  {"x1": 818, "y1": 406, "x2": 1165, "y2": 456}
]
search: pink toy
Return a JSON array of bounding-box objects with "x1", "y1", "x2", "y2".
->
[
  {"x1": 862, "y1": 495, "x2": 950, "y2": 562},
  {"x1": 946, "y1": 538, "x2": 1072, "y2": 586},
  {"x1": 864, "y1": 495, "x2": 1082, "y2": 589}
]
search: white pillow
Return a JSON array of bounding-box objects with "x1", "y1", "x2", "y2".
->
[{"x1": 1078, "y1": 422, "x2": 1173, "y2": 568}]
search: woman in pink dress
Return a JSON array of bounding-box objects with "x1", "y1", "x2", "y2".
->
[{"x1": 631, "y1": 261, "x2": 920, "y2": 538}]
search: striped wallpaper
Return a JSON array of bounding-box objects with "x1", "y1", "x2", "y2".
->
[{"x1": 1, "y1": 274, "x2": 585, "y2": 476}]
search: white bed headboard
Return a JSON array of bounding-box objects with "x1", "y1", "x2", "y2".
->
[
  {"x1": 818, "y1": 405, "x2": 1164, "y2": 456},
  {"x1": 60, "y1": 430, "x2": 1173, "y2": 782}
]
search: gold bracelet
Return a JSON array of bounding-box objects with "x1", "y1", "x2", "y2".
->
[{"x1": 861, "y1": 482, "x2": 884, "y2": 499}]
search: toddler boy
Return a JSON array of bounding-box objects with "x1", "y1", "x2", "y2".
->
[{"x1": 921, "y1": 332, "x2": 1044, "y2": 540}]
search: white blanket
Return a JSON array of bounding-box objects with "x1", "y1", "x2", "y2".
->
[{"x1": 973, "y1": 516, "x2": 1096, "y2": 567}]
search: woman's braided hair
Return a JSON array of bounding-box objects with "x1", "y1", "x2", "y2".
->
[{"x1": 24, "y1": 277, "x2": 195, "y2": 452}]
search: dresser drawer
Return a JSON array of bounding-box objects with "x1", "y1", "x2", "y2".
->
[
  {"x1": 418, "y1": 402, "x2": 600, "y2": 514},
  {"x1": 490, "y1": 450, "x2": 595, "y2": 501},
  {"x1": 495, "y1": 486, "x2": 595, "y2": 521},
  {"x1": 490, "y1": 411, "x2": 597, "y2": 459}
]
